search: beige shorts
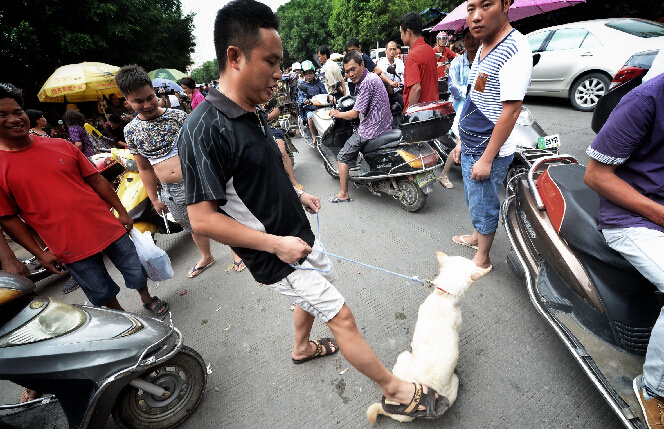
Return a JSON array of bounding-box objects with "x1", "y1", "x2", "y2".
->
[{"x1": 266, "y1": 239, "x2": 344, "y2": 322}]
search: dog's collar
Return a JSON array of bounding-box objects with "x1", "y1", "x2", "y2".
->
[{"x1": 436, "y1": 286, "x2": 457, "y2": 297}]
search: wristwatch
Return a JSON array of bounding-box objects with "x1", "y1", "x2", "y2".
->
[{"x1": 295, "y1": 187, "x2": 304, "y2": 198}]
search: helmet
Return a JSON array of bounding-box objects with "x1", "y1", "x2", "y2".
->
[
  {"x1": 301, "y1": 60, "x2": 315, "y2": 72},
  {"x1": 436, "y1": 31, "x2": 449, "y2": 40},
  {"x1": 292, "y1": 62, "x2": 302, "y2": 70}
]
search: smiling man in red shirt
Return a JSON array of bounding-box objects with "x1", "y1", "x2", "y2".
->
[{"x1": 400, "y1": 12, "x2": 439, "y2": 112}]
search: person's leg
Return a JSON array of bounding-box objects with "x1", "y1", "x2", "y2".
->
[
  {"x1": 231, "y1": 249, "x2": 245, "y2": 272},
  {"x1": 337, "y1": 162, "x2": 350, "y2": 199},
  {"x1": 333, "y1": 133, "x2": 365, "y2": 201},
  {"x1": 66, "y1": 251, "x2": 122, "y2": 308},
  {"x1": 275, "y1": 137, "x2": 300, "y2": 187},
  {"x1": 307, "y1": 116, "x2": 317, "y2": 141},
  {"x1": 191, "y1": 232, "x2": 214, "y2": 269}
]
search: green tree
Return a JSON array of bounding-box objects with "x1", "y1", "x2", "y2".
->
[
  {"x1": 277, "y1": 0, "x2": 333, "y2": 66},
  {"x1": 191, "y1": 59, "x2": 219, "y2": 85},
  {"x1": 0, "y1": 0, "x2": 195, "y2": 106}
]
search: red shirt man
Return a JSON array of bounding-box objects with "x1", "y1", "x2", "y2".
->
[{"x1": 400, "y1": 13, "x2": 439, "y2": 112}]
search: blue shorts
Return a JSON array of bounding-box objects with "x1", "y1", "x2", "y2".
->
[
  {"x1": 271, "y1": 128, "x2": 284, "y2": 140},
  {"x1": 306, "y1": 110, "x2": 315, "y2": 120},
  {"x1": 66, "y1": 234, "x2": 147, "y2": 306},
  {"x1": 461, "y1": 153, "x2": 513, "y2": 235}
]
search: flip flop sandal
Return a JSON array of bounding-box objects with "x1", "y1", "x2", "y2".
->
[
  {"x1": 452, "y1": 235, "x2": 478, "y2": 250},
  {"x1": 188, "y1": 260, "x2": 215, "y2": 278},
  {"x1": 143, "y1": 296, "x2": 169, "y2": 317},
  {"x1": 381, "y1": 383, "x2": 450, "y2": 420},
  {"x1": 438, "y1": 176, "x2": 454, "y2": 189},
  {"x1": 292, "y1": 338, "x2": 339, "y2": 364},
  {"x1": 233, "y1": 260, "x2": 246, "y2": 272},
  {"x1": 329, "y1": 195, "x2": 352, "y2": 203}
]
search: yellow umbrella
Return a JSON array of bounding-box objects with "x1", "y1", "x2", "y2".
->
[{"x1": 38, "y1": 62, "x2": 123, "y2": 103}]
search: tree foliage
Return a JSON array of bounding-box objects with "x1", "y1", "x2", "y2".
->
[
  {"x1": 0, "y1": 0, "x2": 195, "y2": 106},
  {"x1": 191, "y1": 59, "x2": 219, "y2": 85},
  {"x1": 277, "y1": 0, "x2": 333, "y2": 66}
]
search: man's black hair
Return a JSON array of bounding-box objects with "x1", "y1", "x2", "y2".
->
[
  {"x1": 400, "y1": 12, "x2": 423, "y2": 36},
  {"x1": 345, "y1": 37, "x2": 360, "y2": 50},
  {"x1": 115, "y1": 65, "x2": 153, "y2": 96},
  {"x1": 0, "y1": 83, "x2": 24, "y2": 108},
  {"x1": 25, "y1": 109, "x2": 43, "y2": 128},
  {"x1": 180, "y1": 76, "x2": 196, "y2": 89},
  {"x1": 108, "y1": 114, "x2": 122, "y2": 124},
  {"x1": 64, "y1": 110, "x2": 86, "y2": 127},
  {"x1": 343, "y1": 50, "x2": 363, "y2": 66},
  {"x1": 214, "y1": 0, "x2": 280, "y2": 73},
  {"x1": 318, "y1": 45, "x2": 331, "y2": 58}
]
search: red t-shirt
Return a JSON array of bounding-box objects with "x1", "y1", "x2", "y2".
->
[
  {"x1": 403, "y1": 37, "x2": 440, "y2": 112},
  {"x1": 0, "y1": 136, "x2": 127, "y2": 263}
]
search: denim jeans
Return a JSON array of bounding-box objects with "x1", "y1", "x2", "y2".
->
[
  {"x1": 461, "y1": 153, "x2": 513, "y2": 235},
  {"x1": 66, "y1": 233, "x2": 147, "y2": 306},
  {"x1": 603, "y1": 227, "x2": 664, "y2": 395}
]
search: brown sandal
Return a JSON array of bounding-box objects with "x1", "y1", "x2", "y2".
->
[{"x1": 292, "y1": 338, "x2": 339, "y2": 364}]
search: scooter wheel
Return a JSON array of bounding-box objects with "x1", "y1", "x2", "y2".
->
[
  {"x1": 111, "y1": 346, "x2": 207, "y2": 429},
  {"x1": 396, "y1": 179, "x2": 427, "y2": 212}
]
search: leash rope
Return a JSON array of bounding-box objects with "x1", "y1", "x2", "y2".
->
[{"x1": 290, "y1": 213, "x2": 433, "y2": 287}]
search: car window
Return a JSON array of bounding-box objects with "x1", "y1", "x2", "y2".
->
[
  {"x1": 580, "y1": 32, "x2": 602, "y2": 48},
  {"x1": 528, "y1": 31, "x2": 550, "y2": 52},
  {"x1": 626, "y1": 50, "x2": 659, "y2": 68},
  {"x1": 605, "y1": 19, "x2": 664, "y2": 38},
  {"x1": 545, "y1": 29, "x2": 588, "y2": 51}
]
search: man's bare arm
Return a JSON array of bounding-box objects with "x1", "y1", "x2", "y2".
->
[{"x1": 407, "y1": 82, "x2": 422, "y2": 107}]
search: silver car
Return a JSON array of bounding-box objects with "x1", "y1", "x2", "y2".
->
[{"x1": 526, "y1": 18, "x2": 664, "y2": 111}]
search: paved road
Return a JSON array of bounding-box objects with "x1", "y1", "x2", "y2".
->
[{"x1": 1, "y1": 99, "x2": 622, "y2": 429}]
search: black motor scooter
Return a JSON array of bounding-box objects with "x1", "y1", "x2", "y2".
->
[
  {"x1": 0, "y1": 272, "x2": 207, "y2": 429},
  {"x1": 311, "y1": 93, "x2": 453, "y2": 212},
  {"x1": 502, "y1": 152, "x2": 659, "y2": 428}
]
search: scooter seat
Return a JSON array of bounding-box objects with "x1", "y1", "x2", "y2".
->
[
  {"x1": 362, "y1": 129, "x2": 402, "y2": 154},
  {"x1": 546, "y1": 164, "x2": 636, "y2": 273}
]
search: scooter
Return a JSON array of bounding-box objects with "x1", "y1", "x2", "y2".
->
[
  {"x1": 0, "y1": 272, "x2": 207, "y2": 429},
  {"x1": 502, "y1": 152, "x2": 658, "y2": 428},
  {"x1": 311, "y1": 92, "x2": 452, "y2": 212}
]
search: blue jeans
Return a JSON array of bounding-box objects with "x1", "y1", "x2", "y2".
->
[
  {"x1": 66, "y1": 234, "x2": 147, "y2": 306},
  {"x1": 461, "y1": 153, "x2": 513, "y2": 235},
  {"x1": 603, "y1": 227, "x2": 664, "y2": 396}
]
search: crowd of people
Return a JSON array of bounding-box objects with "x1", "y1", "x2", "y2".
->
[{"x1": 1, "y1": 0, "x2": 663, "y2": 425}]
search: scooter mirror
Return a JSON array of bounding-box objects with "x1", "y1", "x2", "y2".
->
[
  {"x1": 267, "y1": 98, "x2": 278, "y2": 109},
  {"x1": 0, "y1": 272, "x2": 36, "y2": 305},
  {"x1": 334, "y1": 81, "x2": 342, "y2": 90},
  {"x1": 386, "y1": 65, "x2": 396, "y2": 75},
  {"x1": 297, "y1": 84, "x2": 308, "y2": 92}
]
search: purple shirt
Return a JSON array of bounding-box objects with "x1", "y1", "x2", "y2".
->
[
  {"x1": 67, "y1": 125, "x2": 95, "y2": 157},
  {"x1": 353, "y1": 69, "x2": 391, "y2": 140},
  {"x1": 586, "y1": 74, "x2": 664, "y2": 233}
]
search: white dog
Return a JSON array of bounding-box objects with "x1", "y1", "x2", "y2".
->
[{"x1": 367, "y1": 251, "x2": 491, "y2": 424}]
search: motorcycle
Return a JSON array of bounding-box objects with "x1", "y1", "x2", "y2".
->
[
  {"x1": 0, "y1": 272, "x2": 207, "y2": 429},
  {"x1": 502, "y1": 151, "x2": 658, "y2": 428},
  {"x1": 309, "y1": 90, "x2": 452, "y2": 212}
]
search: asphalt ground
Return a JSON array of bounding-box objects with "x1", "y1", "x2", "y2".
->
[{"x1": 0, "y1": 97, "x2": 623, "y2": 429}]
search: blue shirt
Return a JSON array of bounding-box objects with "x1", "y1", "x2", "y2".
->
[
  {"x1": 587, "y1": 74, "x2": 664, "y2": 233},
  {"x1": 297, "y1": 79, "x2": 327, "y2": 112}
]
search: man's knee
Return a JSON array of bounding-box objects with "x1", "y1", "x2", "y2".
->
[{"x1": 327, "y1": 304, "x2": 358, "y2": 332}]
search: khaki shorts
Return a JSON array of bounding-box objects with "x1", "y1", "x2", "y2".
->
[{"x1": 266, "y1": 239, "x2": 344, "y2": 322}]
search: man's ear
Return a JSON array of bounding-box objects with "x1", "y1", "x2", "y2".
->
[{"x1": 227, "y1": 46, "x2": 242, "y2": 71}]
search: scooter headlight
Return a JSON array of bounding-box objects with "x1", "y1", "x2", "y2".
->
[
  {"x1": 516, "y1": 107, "x2": 534, "y2": 126},
  {"x1": 0, "y1": 299, "x2": 86, "y2": 347}
]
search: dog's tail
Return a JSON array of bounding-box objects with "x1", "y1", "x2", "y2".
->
[{"x1": 366, "y1": 402, "x2": 385, "y2": 425}]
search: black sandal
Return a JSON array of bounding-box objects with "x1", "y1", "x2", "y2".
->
[
  {"x1": 292, "y1": 338, "x2": 339, "y2": 364},
  {"x1": 143, "y1": 296, "x2": 169, "y2": 317},
  {"x1": 381, "y1": 383, "x2": 450, "y2": 420}
]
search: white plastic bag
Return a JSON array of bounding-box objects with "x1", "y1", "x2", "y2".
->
[{"x1": 129, "y1": 229, "x2": 174, "y2": 281}]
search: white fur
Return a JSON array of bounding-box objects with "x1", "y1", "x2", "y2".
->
[{"x1": 367, "y1": 252, "x2": 491, "y2": 424}]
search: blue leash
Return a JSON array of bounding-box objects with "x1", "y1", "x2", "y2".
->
[{"x1": 290, "y1": 213, "x2": 432, "y2": 287}]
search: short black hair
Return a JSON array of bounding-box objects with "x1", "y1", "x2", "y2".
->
[
  {"x1": 318, "y1": 45, "x2": 331, "y2": 58},
  {"x1": 400, "y1": 12, "x2": 423, "y2": 36},
  {"x1": 64, "y1": 110, "x2": 86, "y2": 127},
  {"x1": 180, "y1": 76, "x2": 195, "y2": 89},
  {"x1": 343, "y1": 50, "x2": 363, "y2": 66},
  {"x1": 115, "y1": 65, "x2": 153, "y2": 96},
  {"x1": 345, "y1": 37, "x2": 360, "y2": 50},
  {"x1": 214, "y1": 0, "x2": 280, "y2": 73},
  {"x1": 0, "y1": 83, "x2": 24, "y2": 108},
  {"x1": 25, "y1": 109, "x2": 43, "y2": 128},
  {"x1": 108, "y1": 114, "x2": 122, "y2": 124}
]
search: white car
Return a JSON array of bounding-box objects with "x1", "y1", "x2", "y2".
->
[{"x1": 526, "y1": 18, "x2": 664, "y2": 111}]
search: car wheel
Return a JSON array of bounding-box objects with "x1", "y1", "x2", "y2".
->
[{"x1": 570, "y1": 73, "x2": 610, "y2": 112}]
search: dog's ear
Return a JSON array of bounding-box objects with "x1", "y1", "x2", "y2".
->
[
  {"x1": 436, "y1": 251, "x2": 448, "y2": 267},
  {"x1": 471, "y1": 265, "x2": 492, "y2": 281}
]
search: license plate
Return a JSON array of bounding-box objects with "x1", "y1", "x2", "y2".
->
[
  {"x1": 416, "y1": 170, "x2": 435, "y2": 188},
  {"x1": 537, "y1": 134, "x2": 561, "y2": 149}
]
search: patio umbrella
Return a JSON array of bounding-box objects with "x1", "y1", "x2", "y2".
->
[
  {"x1": 38, "y1": 62, "x2": 122, "y2": 103},
  {"x1": 152, "y1": 78, "x2": 183, "y2": 93},
  {"x1": 433, "y1": 0, "x2": 585, "y2": 31},
  {"x1": 148, "y1": 69, "x2": 187, "y2": 82}
]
